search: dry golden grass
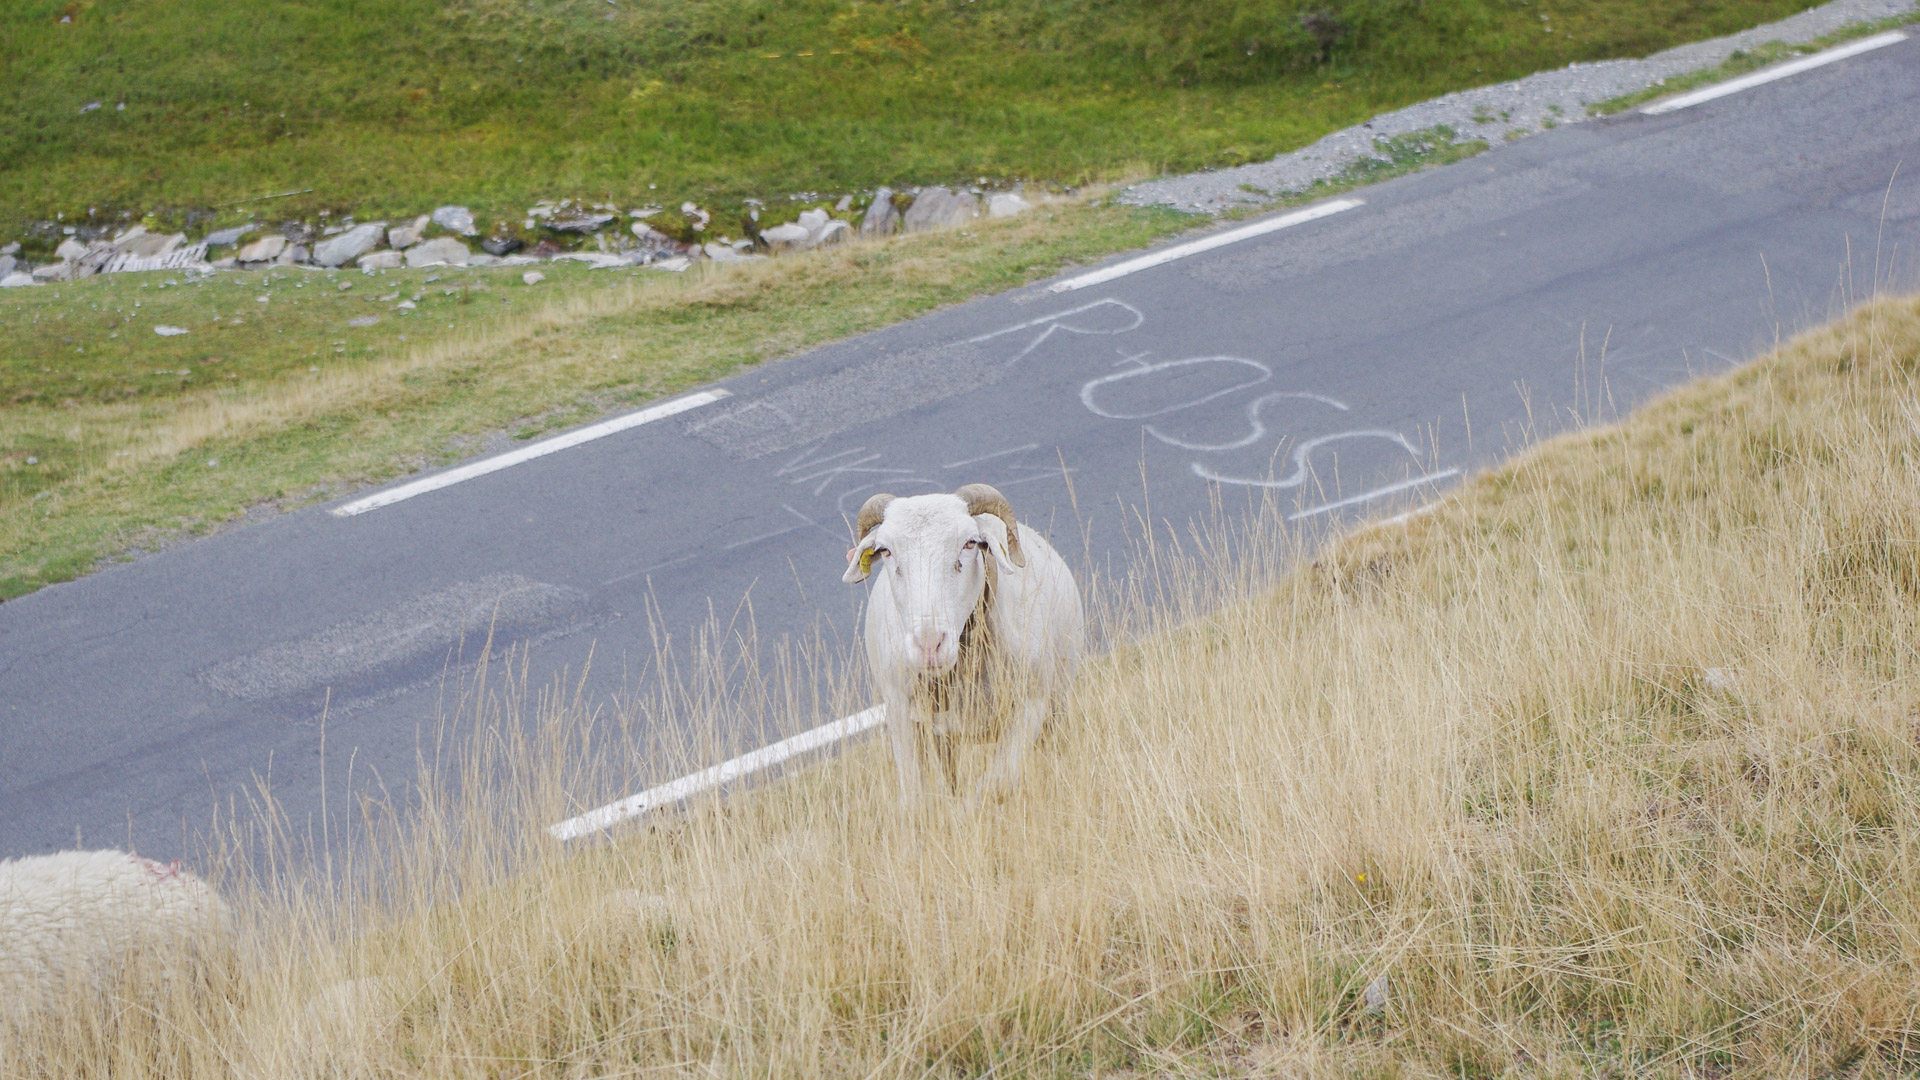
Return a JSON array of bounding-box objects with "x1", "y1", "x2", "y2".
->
[{"x1": 10, "y1": 292, "x2": 1920, "y2": 1077}]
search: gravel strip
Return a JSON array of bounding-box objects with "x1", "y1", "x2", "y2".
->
[{"x1": 1122, "y1": 0, "x2": 1918, "y2": 214}]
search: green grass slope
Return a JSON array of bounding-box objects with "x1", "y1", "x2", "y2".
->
[{"x1": 3, "y1": 0, "x2": 1810, "y2": 237}]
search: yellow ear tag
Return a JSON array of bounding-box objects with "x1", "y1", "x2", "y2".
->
[{"x1": 858, "y1": 548, "x2": 875, "y2": 575}]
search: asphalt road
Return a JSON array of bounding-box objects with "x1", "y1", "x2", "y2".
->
[{"x1": 4, "y1": 35, "x2": 1918, "y2": 864}]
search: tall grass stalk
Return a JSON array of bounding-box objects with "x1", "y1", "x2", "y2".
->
[{"x1": 9, "y1": 294, "x2": 1920, "y2": 1076}]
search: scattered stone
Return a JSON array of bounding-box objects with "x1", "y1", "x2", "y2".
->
[
  {"x1": 522, "y1": 271, "x2": 545, "y2": 285},
  {"x1": 860, "y1": 187, "x2": 899, "y2": 237},
  {"x1": 0, "y1": 242, "x2": 19, "y2": 256},
  {"x1": 347, "y1": 315, "x2": 380, "y2": 328},
  {"x1": 32, "y1": 262, "x2": 74, "y2": 283},
  {"x1": 1363, "y1": 976, "x2": 1390, "y2": 1014},
  {"x1": 835, "y1": 194, "x2": 853, "y2": 212},
  {"x1": 313, "y1": 224, "x2": 383, "y2": 267},
  {"x1": 337, "y1": 281, "x2": 353, "y2": 291},
  {"x1": 211, "y1": 256, "x2": 237, "y2": 270},
  {"x1": 631, "y1": 222, "x2": 675, "y2": 245},
  {"x1": 496, "y1": 254, "x2": 539, "y2": 266},
  {"x1": 650, "y1": 256, "x2": 692, "y2": 272},
  {"x1": 466, "y1": 252, "x2": 500, "y2": 266},
  {"x1": 56, "y1": 238, "x2": 89, "y2": 262},
  {"x1": 680, "y1": 202, "x2": 711, "y2": 231},
  {"x1": 1, "y1": 272, "x2": 37, "y2": 288},
  {"x1": 405, "y1": 237, "x2": 471, "y2": 268},
  {"x1": 0, "y1": 255, "x2": 12, "y2": 278},
  {"x1": 80, "y1": 101, "x2": 101, "y2": 113},
  {"x1": 387, "y1": 215, "x2": 430, "y2": 249},
  {"x1": 235, "y1": 235, "x2": 288, "y2": 264},
  {"x1": 545, "y1": 212, "x2": 617, "y2": 233},
  {"x1": 280, "y1": 244, "x2": 307, "y2": 265},
  {"x1": 796, "y1": 208, "x2": 831, "y2": 234},
  {"x1": 356, "y1": 250, "x2": 403, "y2": 270},
  {"x1": 703, "y1": 242, "x2": 763, "y2": 263},
  {"x1": 555, "y1": 252, "x2": 628, "y2": 269},
  {"x1": 814, "y1": 219, "x2": 852, "y2": 246},
  {"x1": 903, "y1": 187, "x2": 979, "y2": 233},
  {"x1": 396, "y1": 299, "x2": 416, "y2": 310},
  {"x1": 758, "y1": 222, "x2": 811, "y2": 253},
  {"x1": 204, "y1": 225, "x2": 253, "y2": 247},
  {"x1": 154, "y1": 325, "x2": 190, "y2": 336},
  {"x1": 481, "y1": 234, "x2": 523, "y2": 256},
  {"x1": 431, "y1": 205, "x2": 477, "y2": 236},
  {"x1": 121, "y1": 232, "x2": 186, "y2": 258},
  {"x1": 988, "y1": 192, "x2": 1032, "y2": 218}
]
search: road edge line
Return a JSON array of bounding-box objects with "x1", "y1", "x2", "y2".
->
[
  {"x1": 1046, "y1": 197, "x2": 1363, "y2": 293},
  {"x1": 330, "y1": 389, "x2": 729, "y2": 517},
  {"x1": 1641, "y1": 29, "x2": 1909, "y2": 114}
]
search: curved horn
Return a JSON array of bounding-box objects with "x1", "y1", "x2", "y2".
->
[
  {"x1": 956, "y1": 483, "x2": 1025, "y2": 568},
  {"x1": 853, "y1": 493, "x2": 896, "y2": 543}
]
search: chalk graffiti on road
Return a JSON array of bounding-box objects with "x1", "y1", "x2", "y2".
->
[
  {"x1": 974, "y1": 299, "x2": 1455, "y2": 517},
  {"x1": 967, "y1": 298, "x2": 1144, "y2": 364}
]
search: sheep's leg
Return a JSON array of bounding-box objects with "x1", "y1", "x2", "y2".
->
[
  {"x1": 973, "y1": 694, "x2": 1048, "y2": 805},
  {"x1": 887, "y1": 705, "x2": 931, "y2": 809},
  {"x1": 934, "y1": 733, "x2": 959, "y2": 794}
]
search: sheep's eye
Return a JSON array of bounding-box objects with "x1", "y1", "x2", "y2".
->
[
  {"x1": 872, "y1": 546, "x2": 889, "y2": 559},
  {"x1": 963, "y1": 539, "x2": 986, "y2": 551}
]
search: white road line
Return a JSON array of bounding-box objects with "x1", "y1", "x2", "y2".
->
[
  {"x1": 549, "y1": 705, "x2": 887, "y2": 841},
  {"x1": 330, "y1": 390, "x2": 729, "y2": 517},
  {"x1": 1641, "y1": 31, "x2": 1908, "y2": 115},
  {"x1": 1046, "y1": 198, "x2": 1364, "y2": 293}
]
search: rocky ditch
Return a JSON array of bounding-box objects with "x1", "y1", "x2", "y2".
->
[{"x1": 0, "y1": 186, "x2": 1038, "y2": 289}]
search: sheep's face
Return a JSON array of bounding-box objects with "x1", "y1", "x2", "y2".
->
[{"x1": 844, "y1": 494, "x2": 1014, "y2": 674}]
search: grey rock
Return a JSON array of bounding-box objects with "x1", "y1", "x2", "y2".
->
[
  {"x1": 902, "y1": 187, "x2": 979, "y2": 233},
  {"x1": 56, "y1": 238, "x2": 89, "y2": 262},
  {"x1": 481, "y1": 235, "x2": 523, "y2": 256},
  {"x1": 759, "y1": 222, "x2": 811, "y2": 253},
  {"x1": 0, "y1": 255, "x2": 13, "y2": 278},
  {"x1": 0, "y1": 242, "x2": 19, "y2": 256},
  {"x1": 387, "y1": 215, "x2": 430, "y2": 249},
  {"x1": 521, "y1": 270, "x2": 545, "y2": 285},
  {"x1": 122, "y1": 232, "x2": 186, "y2": 258},
  {"x1": 431, "y1": 205, "x2": 477, "y2": 236},
  {"x1": 650, "y1": 256, "x2": 692, "y2": 272},
  {"x1": 796, "y1": 208, "x2": 832, "y2": 234},
  {"x1": 280, "y1": 244, "x2": 308, "y2": 265},
  {"x1": 235, "y1": 235, "x2": 288, "y2": 264},
  {"x1": 466, "y1": 252, "x2": 500, "y2": 267},
  {"x1": 406, "y1": 236, "x2": 471, "y2": 267},
  {"x1": 835, "y1": 194, "x2": 853, "y2": 212},
  {"x1": 0, "y1": 271, "x2": 36, "y2": 288},
  {"x1": 204, "y1": 225, "x2": 253, "y2": 247},
  {"x1": 860, "y1": 188, "x2": 899, "y2": 237},
  {"x1": 33, "y1": 262, "x2": 75, "y2": 283},
  {"x1": 988, "y1": 192, "x2": 1032, "y2": 218},
  {"x1": 313, "y1": 224, "x2": 383, "y2": 267},
  {"x1": 356, "y1": 250, "x2": 403, "y2": 270},
  {"x1": 546, "y1": 212, "x2": 617, "y2": 234},
  {"x1": 347, "y1": 315, "x2": 380, "y2": 328},
  {"x1": 813, "y1": 219, "x2": 852, "y2": 246}
]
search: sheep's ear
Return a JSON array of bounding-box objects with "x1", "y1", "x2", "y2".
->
[
  {"x1": 843, "y1": 538, "x2": 878, "y2": 584},
  {"x1": 973, "y1": 514, "x2": 1022, "y2": 575}
]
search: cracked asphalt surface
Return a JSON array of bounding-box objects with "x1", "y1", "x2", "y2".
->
[{"x1": 4, "y1": 35, "x2": 1919, "y2": 863}]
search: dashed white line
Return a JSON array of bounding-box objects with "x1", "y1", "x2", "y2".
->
[
  {"x1": 549, "y1": 705, "x2": 887, "y2": 841},
  {"x1": 1641, "y1": 31, "x2": 1908, "y2": 115},
  {"x1": 330, "y1": 389, "x2": 729, "y2": 517},
  {"x1": 1046, "y1": 198, "x2": 1364, "y2": 293}
]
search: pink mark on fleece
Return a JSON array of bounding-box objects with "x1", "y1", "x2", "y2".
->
[{"x1": 135, "y1": 856, "x2": 183, "y2": 880}]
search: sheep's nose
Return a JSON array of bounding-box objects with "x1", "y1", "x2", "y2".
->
[{"x1": 911, "y1": 626, "x2": 948, "y2": 666}]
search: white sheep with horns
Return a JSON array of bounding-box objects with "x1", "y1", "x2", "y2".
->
[
  {"x1": 842, "y1": 484, "x2": 1085, "y2": 806},
  {"x1": 0, "y1": 849, "x2": 231, "y2": 1022}
]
